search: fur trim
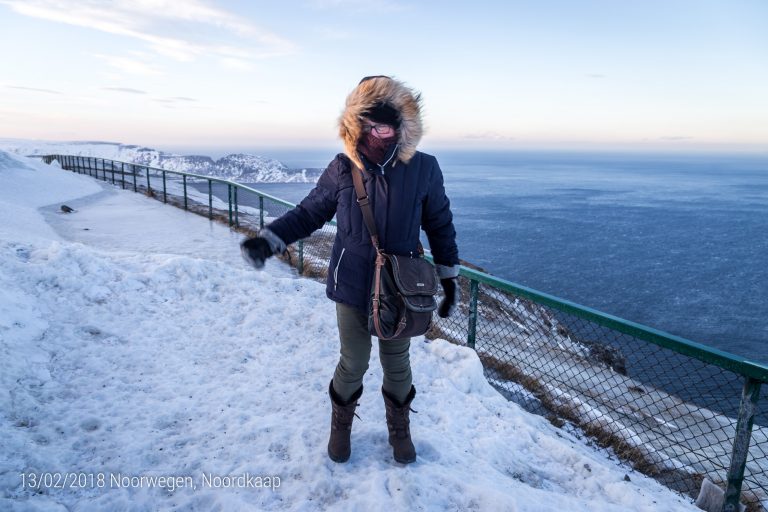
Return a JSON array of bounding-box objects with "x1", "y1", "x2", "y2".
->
[{"x1": 338, "y1": 77, "x2": 423, "y2": 171}]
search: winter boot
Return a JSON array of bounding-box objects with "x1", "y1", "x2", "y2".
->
[
  {"x1": 327, "y1": 380, "x2": 363, "y2": 463},
  {"x1": 382, "y1": 385, "x2": 417, "y2": 464}
]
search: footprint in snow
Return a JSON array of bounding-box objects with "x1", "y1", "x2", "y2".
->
[{"x1": 80, "y1": 418, "x2": 101, "y2": 432}]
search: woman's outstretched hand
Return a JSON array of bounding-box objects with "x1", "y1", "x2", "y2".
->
[{"x1": 240, "y1": 237, "x2": 274, "y2": 269}]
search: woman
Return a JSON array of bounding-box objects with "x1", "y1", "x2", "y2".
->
[{"x1": 241, "y1": 75, "x2": 460, "y2": 464}]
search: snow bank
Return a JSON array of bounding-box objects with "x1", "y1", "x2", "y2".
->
[{"x1": 0, "y1": 151, "x2": 698, "y2": 511}]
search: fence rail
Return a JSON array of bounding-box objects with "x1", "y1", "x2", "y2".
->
[{"x1": 41, "y1": 154, "x2": 768, "y2": 512}]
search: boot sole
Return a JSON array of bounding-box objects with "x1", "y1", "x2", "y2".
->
[
  {"x1": 393, "y1": 455, "x2": 416, "y2": 464},
  {"x1": 328, "y1": 449, "x2": 350, "y2": 463}
]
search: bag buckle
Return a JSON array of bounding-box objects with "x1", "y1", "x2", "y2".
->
[{"x1": 356, "y1": 195, "x2": 370, "y2": 207}]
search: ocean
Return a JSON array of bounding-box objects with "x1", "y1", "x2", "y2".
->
[{"x1": 211, "y1": 149, "x2": 768, "y2": 364}]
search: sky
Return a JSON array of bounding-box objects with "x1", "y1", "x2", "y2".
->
[{"x1": 0, "y1": 0, "x2": 766, "y2": 155}]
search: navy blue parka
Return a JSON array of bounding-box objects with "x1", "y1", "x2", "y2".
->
[{"x1": 267, "y1": 149, "x2": 459, "y2": 314}]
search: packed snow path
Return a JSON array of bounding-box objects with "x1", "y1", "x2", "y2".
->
[{"x1": 0, "y1": 153, "x2": 699, "y2": 511}]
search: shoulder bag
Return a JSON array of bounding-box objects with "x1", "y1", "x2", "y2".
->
[{"x1": 351, "y1": 166, "x2": 439, "y2": 340}]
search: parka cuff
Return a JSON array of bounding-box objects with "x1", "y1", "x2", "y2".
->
[
  {"x1": 435, "y1": 264, "x2": 459, "y2": 279},
  {"x1": 259, "y1": 228, "x2": 287, "y2": 255}
]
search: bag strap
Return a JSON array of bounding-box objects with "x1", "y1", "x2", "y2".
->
[
  {"x1": 352, "y1": 165, "x2": 427, "y2": 258},
  {"x1": 351, "y1": 166, "x2": 381, "y2": 251}
]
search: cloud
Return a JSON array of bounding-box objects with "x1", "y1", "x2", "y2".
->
[
  {"x1": 152, "y1": 97, "x2": 200, "y2": 105},
  {"x1": 0, "y1": 0, "x2": 297, "y2": 66},
  {"x1": 6, "y1": 85, "x2": 62, "y2": 94},
  {"x1": 462, "y1": 131, "x2": 516, "y2": 142},
  {"x1": 219, "y1": 57, "x2": 254, "y2": 71},
  {"x1": 309, "y1": 0, "x2": 408, "y2": 13},
  {"x1": 587, "y1": 73, "x2": 606, "y2": 78},
  {"x1": 93, "y1": 54, "x2": 163, "y2": 76},
  {"x1": 102, "y1": 87, "x2": 147, "y2": 94}
]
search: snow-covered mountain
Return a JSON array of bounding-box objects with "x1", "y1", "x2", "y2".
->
[{"x1": 0, "y1": 139, "x2": 322, "y2": 183}]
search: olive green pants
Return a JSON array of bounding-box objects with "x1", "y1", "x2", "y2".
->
[{"x1": 332, "y1": 302, "x2": 412, "y2": 404}]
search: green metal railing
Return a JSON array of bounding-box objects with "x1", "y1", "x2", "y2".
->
[{"x1": 42, "y1": 154, "x2": 768, "y2": 511}]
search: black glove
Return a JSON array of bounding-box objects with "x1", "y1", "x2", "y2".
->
[
  {"x1": 240, "y1": 237, "x2": 274, "y2": 269},
  {"x1": 438, "y1": 277, "x2": 459, "y2": 318}
]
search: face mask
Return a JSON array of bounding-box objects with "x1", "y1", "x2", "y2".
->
[{"x1": 358, "y1": 131, "x2": 397, "y2": 165}]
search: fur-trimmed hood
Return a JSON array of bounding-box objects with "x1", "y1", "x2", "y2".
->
[{"x1": 338, "y1": 76, "x2": 423, "y2": 171}]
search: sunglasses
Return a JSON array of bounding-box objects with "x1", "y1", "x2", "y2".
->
[{"x1": 365, "y1": 123, "x2": 395, "y2": 135}]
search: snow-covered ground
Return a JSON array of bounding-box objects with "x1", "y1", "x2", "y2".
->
[{"x1": 0, "y1": 151, "x2": 700, "y2": 511}]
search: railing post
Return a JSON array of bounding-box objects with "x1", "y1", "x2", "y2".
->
[
  {"x1": 234, "y1": 186, "x2": 239, "y2": 227},
  {"x1": 121, "y1": 162, "x2": 125, "y2": 189},
  {"x1": 259, "y1": 196, "x2": 264, "y2": 229},
  {"x1": 183, "y1": 175, "x2": 188, "y2": 210},
  {"x1": 298, "y1": 239, "x2": 304, "y2": 274},
  {"x1": 146, "y1": 166, "x2": 151, "y2": 195},
  {"x1": 208, "y1": 179, "x2": 213, "y2": 219},
  {"x1": 162, "y1": 170, "x2": 167, "y2": 203},
  {"x1": 722, "y1": 377, "x2": 762, "y2": 512},
  {"x1": 111, "y1": 160, "x2": 115, "y2": 184},
  {"x1": 132, "y1": 164, "x2": 137, "y2": 192},
  {"x1": 227, "y1": 183, "x2": 233, "y2": 226},
  {"x1": 467, "y1": 279, "x2": 479, "y2": 349}
]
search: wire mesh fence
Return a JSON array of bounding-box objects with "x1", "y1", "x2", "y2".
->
[
  {"x1": 433, "y1": 279, "x2": 768, "y2": 510},
  {"x1": 45, "y1": 154, "x2": 768, "y2": 511}
]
